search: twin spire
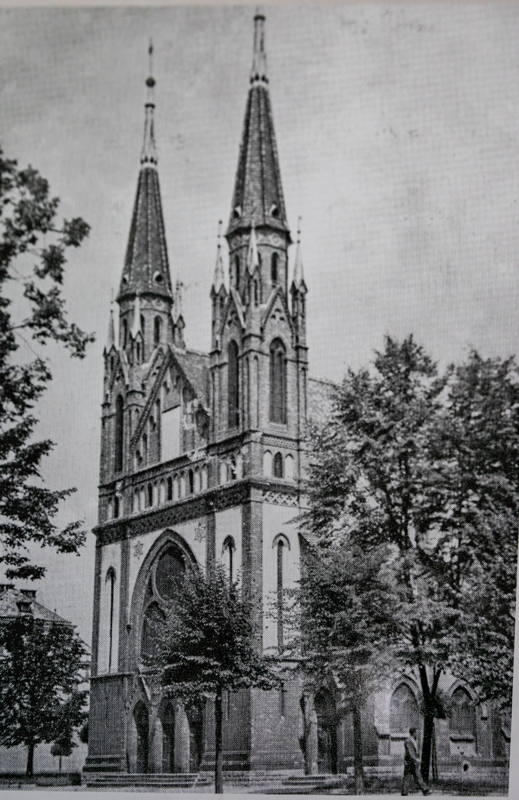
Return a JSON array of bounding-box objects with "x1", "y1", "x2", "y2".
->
[
  {"x1": 118, "y1": 41, "x2": 172, "y2": 303},
  {"x1": 118, "y1": 13, "x2": 306, "y2": 323}
]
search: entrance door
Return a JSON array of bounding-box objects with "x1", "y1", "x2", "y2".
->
[
  {"x1": 187, "y1": 704, "x2": 203, "y2": 772},
  {"x1": 134, "y1": 702, "x2": 149, "y2": 773},
  {"x1": 160, "y1": 701, "x2": 176, "y2": 773},
  {"x1": 315, "y1": 690, "x2": 338, "y2": 774}
]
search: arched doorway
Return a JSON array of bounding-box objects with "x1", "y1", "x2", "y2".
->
[
  {"x1": 315, "y1": 689, "x2": 337, "y2": 774},
  {"x1": 160, "y1": 701, "x2": 176, "y2": 773},
  {"x1": 187, "y1": 703, "x2": 204, "y2": 772},
  {"x1": 134, "y1": 701, "x2": 149, "y2": 773}
]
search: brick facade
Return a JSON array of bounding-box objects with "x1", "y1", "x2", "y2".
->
[{"x1": 86, "y1": 10, "x2": 509, "y2": 783}]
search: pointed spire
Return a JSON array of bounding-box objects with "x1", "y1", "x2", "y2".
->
[
  {"x1": 227, "y1": 11, "x2": 289, "y2": 238},
  {"x1": 141, "y1": 40, "x2": 157, "y2": 166},
  {"x1": 131, "y1": 293, "x2": 142, "y2": 337},
  {"x1": 250, "y1": 7, "x2": 268, "y2": 86},
  {"x1": 118, "y1": 42, "x2": 173, "y2": 303},
  {"x1": 212, "y1": 220, "x2": 226, "y2": 291},
  {"x1": 247, "y1": 223, "x2": 260, "y2": 274},
  {"x1": 293, "y1": 216, "x2": 305, "y2": 287}
]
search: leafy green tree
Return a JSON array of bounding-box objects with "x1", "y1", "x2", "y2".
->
[
  {"x1": 432, "y1": 352, "x2": 519, "y2": 707},
  {"x1": 153, "y1": 566, "x2": 279, "y2": 793},
  {"x1": 302, "y1": 336, "x2": 518, "y2": 782},
  {"x1": 292, "y1": 541, "x2": 401, "y2": 793},
  {"x1": 0, "y1": 148, "x2": 93, "y2": 580},
  {"x1": 50, "y1": 737, "x2": 74, "y2": 775},
  {"x1": 0, "y1": 615, "x2": 87, "y2": 775}
]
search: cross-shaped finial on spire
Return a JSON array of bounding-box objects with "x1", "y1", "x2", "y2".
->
[{"x1": 251, "y1": 8, "x2": 268, "y2": 85}]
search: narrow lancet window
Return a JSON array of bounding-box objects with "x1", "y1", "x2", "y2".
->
[
  {"x1": 269, "y1": 339, "x2": 287, "y2": 424},
  {"x1": 115, "y1": 395, "x2": 124, "y2": 472},
  {"x1": 228, "y1": 340, "x2": 240, "y2": 428}
]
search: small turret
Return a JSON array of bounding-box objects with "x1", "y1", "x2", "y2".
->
[
  {"x1": 172, "y1": 280, "x2": 186, "y2": 349},
  {"x1": 104, "y1": 299, "x2": 117, "y2": 355}
]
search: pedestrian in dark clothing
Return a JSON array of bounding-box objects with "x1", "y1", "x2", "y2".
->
[{"x1": 401, "y1": 727, "x2": 431, "y2": 796}]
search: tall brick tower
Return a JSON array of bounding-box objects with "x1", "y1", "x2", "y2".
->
[{"x1": 86, "y1": 14, "x2": 309, "y2": 779}]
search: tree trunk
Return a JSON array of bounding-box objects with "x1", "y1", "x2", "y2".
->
[
  {"x1": 418, "y1": 665, "x2": 441, "y2": 784},
  {"x1": 421, "y1": 711, "x2": 435, "y2": 784},
  {"x1": 214, "y1": 686, "x2": 223, "y2": 794},
  {"x1": 26, "y1": 742, "x2": 35, "y2": 777},
  {"x1": 352, "y1": 704, "x2": 365, "y2": 794}
]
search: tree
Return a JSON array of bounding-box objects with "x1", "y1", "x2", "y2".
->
[
  {"x1": 302, "y1": 336, "x2": 518, "y2": 782},
  {"x1": 292, "y1": 541, "x2": 401, "y2": 793},
  {"x1": 0, "y1": 148, "x2": 93, "y2": 580},
  {"x1": 0, "y1": 615, "x2": 87, "y2": 775},
  {"x1": 153, "y1": 566, "x2": 279, "y2": 793},
  {"x1": 50, "y1": 737, "x2": 73, "y2": 775},
  {"x1": 431, "y1": 352, "x2": 519, "y2": 707}
]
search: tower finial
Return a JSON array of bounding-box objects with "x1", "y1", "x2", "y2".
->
[
  {"x1": 141, "y1": 39, "x2": 157, "y2": 166},
  {"x1": 105, "y1": 297, "x2": 116, "y2": 353},
  {"x1": 250, "y1": 8, "x2": 268, "y2": 86},
  {"x1": 213, "y1": 220, "x2": 226, "y2": 291},
  {"x1": 293, "y1": 216, "x2": 305, "y2": 287}
]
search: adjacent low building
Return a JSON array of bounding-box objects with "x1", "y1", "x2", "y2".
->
[{"x1": 0, "y1": 584, "x2": 90, "y2": 776}]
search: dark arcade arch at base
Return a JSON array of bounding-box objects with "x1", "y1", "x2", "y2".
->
[{"x1": 315, "y1": 689, "x2": 338, "y2": 774}]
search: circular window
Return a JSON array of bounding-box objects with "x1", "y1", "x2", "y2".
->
[
  {"x1": 153, "y1": 271, "x2": 164, "y2": 284},
  {"x1": 155, "y1": 546, "x2": 185, "y2": 600}
]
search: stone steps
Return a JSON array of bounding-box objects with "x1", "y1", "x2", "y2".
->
[{"x1": 85, "y1": 772, "x2": 212, "y2": 788}]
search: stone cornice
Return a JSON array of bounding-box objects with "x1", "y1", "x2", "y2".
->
[{"x1": 94, "y1": 478, "x2": 303, "y2": 545}]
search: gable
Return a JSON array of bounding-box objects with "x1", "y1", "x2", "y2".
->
[{"x1": 261, "y1": 285, "x2": 294, "y2": 337}]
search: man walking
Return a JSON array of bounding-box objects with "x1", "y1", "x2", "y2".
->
[{"x1": 401, "y1": 727, "x2": 431, "y2": 796}]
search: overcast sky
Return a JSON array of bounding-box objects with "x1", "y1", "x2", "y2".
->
[{"x1": 2, "y1": 2, "x2": 519, "y2": 642}]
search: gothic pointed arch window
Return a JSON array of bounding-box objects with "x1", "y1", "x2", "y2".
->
[
  {"x1": 154, "y1": 316, "x2": 162, "y2": 346},
  {"x1": 390, "y1": 683, "x2": 419, "y2": 734},
  {"x1": 450, "y1": 687, "x2": 476, "y2": 739},
  {"x1": 166, "y1": 476, "x2": 173, "y2": 502},
  {"x1": 228, "y1": 340, "x2": 240, "y2": 428},
  {"x1": 222, "y1": 536, "x2": 236, "y2": 586},
  {"x1": 106, "y1": 568, "x2": 116, "y2": 672},
  {"x1": 122, "y1": 319, "x2": 128, "y2": 348},
  {"x1": 147, "y1": 483, "x2": 153, "y2": 508},
  {"x1": 273, "y1": 534, "x2": 290, "y2": 653},
  {"x1": 140, "y1": 314, "x2": 146, "y2": 336},
  {"x1": 269, "y1": 338, "x2": 287, "y2": 424},
  {"x1": 140, "y1": 543, "x2": 188, "y2": 661},
  {"x1": 273, "y1": 452, "x2": 284, "y2": 478},
  {"x1": 271, "y1": 252, "x2": 279, "y2": 285},
  {"x1": 114, "y1": 395, "x2": 124, "y2": 473},
  {"x1": 141, "y1": 602, "x2": 164, "y2": 659},
  {"x1": 234, "y1": 257, "x2": 240, "y2": 291}
]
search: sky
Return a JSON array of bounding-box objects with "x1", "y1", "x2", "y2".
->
[{"x1": 1, "y1": 2, "x2": 519, "y2": 643}]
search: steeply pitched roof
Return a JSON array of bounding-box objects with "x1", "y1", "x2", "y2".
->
[
  {"x1": 0, "y1": 586, "x2": 70, "y2": 626},
  {"x1": 171, "y1": 347, "x2": 210, "y2": 409},
  {"x1": 118, "y1": 62, "x2": 173, "y2": 302},
  {"x1": 227, "y1": 13, "x2": 289, "y2": 237},
  {"x1": 119, "y1": 167, "x2": 172, "y2": 301},
  {"x1": 308, "y1": 377, "x2": 336, "y2": 424}
]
